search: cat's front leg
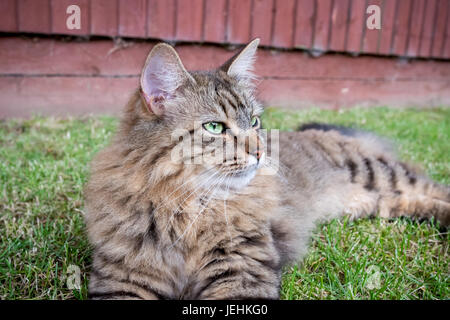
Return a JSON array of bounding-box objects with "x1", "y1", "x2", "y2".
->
[
  {"x1": 193, "y1": 268, "x2": 281, "y2": 300},
  {"x1": 88, "y1": 251, "x2": 173, "y2": 300},
  {"x1": 185, "y1": 248, "x2": 282, "y2": 300}
]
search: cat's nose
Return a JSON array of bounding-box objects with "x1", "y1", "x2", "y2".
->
[
  {"x1": 246, "y1": 136, "x2": 263, "y2": 161},
  {"x1": 248, "y1": 148, "x2": 263, "y2": 162}
]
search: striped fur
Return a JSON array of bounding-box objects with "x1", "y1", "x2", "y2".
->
[{"x1": 84, "y1": 41, "x2": 449, "y2": 300}]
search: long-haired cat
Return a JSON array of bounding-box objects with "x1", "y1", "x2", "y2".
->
[{"x1": 84, "y1": 39, "x2": 449, "y2": 300}]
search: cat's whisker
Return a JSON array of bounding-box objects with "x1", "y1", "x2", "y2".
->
[
  {"x1": 159, "y1": 169, "x2": 228, "y2": 249},
  {"x1": 153, "y1": 168, "x2": 218, "y2": 233},
  {"x1": 223, "y1": 173, "x2": 234, "y2": 244},
  {"x1": 168, "y1": 169, "x2": 221, "y2": 214},
  {"x1": 160, "y1": 169, "x2": 221, "y2": 239},
  {"x1": 153, "y1": 166, "x2": 216, "y2": 212},
  {"x1": 168, "y1": 173, "x2": 228, "y2": 249}
]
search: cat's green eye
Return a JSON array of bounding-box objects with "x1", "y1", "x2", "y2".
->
[
  {"x1": 251, "y1": 116, "x2": 259, "y2": 128},
  {"x1": 203, "y1": 122, "x2": 224, "y2": 134}
]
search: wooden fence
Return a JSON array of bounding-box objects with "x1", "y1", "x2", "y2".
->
[{"x1": 0, "y1": 0, "x2": 449, "y2": 59}]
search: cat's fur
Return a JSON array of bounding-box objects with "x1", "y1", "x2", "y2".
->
[{"x1": 84, "y1": 39, "x2": 449, "y2": 300}]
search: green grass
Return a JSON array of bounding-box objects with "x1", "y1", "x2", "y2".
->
[{"x1": 0, "y1": 107, "x2": 448, "y2": 300}]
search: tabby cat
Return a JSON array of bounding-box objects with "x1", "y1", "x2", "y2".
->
[{"x1": 84, "y1": 39, "x2": 449, "y2": 300}]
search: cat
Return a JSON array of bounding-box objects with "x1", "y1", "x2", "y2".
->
[{"x1": 84, "y1": 39, "x2": 449, "y2": 300}]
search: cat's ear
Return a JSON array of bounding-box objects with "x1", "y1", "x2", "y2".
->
[
  {"x1": 140, "y1": 43, "x2": 194, "y2": 116},
  {"x1": 220, "y1": 38, "x2": 260, "y2": 83}
]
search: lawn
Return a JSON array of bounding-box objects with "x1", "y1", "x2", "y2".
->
[{"x1": 0, "y1": 107, "x2": 448, "y2": 300}]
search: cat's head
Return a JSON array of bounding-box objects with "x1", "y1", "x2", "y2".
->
[{"x1": 125, "y1": 39, "x2": 267, "y2": 193}]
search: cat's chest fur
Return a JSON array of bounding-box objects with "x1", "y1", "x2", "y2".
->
[
  {"x1": 85, "y1": 174, "x2": 278, "y2": 298},
  {"x1": 153, "y1": 176, "x2": 284, "y2": 298},
  {"x1": 158, "y1": 174, "x2": 282, "y2": 256}
]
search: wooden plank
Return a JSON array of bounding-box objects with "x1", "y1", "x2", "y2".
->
[
  {"x1": 345, "y1": 0, "x2": 365, "y2": 53},
  {"x1": 91, "y1": 0, "x2": 118, "y2": 36},
  {"x1": 362, "y1": 0, "x2": 382, "y2": 54},
  {"x1": 203, "y1": 0, "x2": 227, "y2": 43},
  {"x1": 294, "y1": 0, "x2": 315, "y2": 49},
  {"x1": 147, "y1": 0, "x2": 176, "y2": 40},
  {"x1": 0, "y1": 37, "x2": 149, "y2": 76},
  {"x1": 431, "y1": 0, "x2": 449, "y2": 58},
  {"x1": 443, "y1": 4, "x2": 450, "y2": 59},
  {"x1": 405, "y1": 0, "x2": 425, "y2": 57},
  {"x1": 18, "y1": 0, "x2": 51, "y2": 33},
  {"x1": 0, "y1": 77, "x2": 138, "y2": 118},
  {"x1": 51, "y1": 0, "x2": 90, "y2": 35},
  {"x1": 227, "y1": 0, "x2": 252, "y2": 44},
  {"x1": 418, "y1": 0, "x2": 438, "y2": 57},
  {"x1": 0, "y1": 0, "x2": 18, "y2": 32},
  {"x1": 175, "y1": 0, "x2": 204, "y2": 41},
  {"x1": 378, "y1": 0, "x2": 397, "y2": 55},
  {"x1": 5, "y1": 73, "x2": 450, "y2": 118},
  {"x1": 312, "y1": 0, "x2": 332, "y2": 51},
  {"x1": 391, "y1": 0, "x2": 412, "y2": 56},
  {"x1": 272, "y1": 0, "x2": 296, "y2": 48},
  {"x1": 251, "y1": 46, "x2": 450, "y2": 79},
  {"x1": 328, "y1": 0, "x2": 349, "y2": 52},
  {"x1": 251, "y1": 0, "x2": 274, "y2": 46},
  {"x1": 4, "y1": 37, "x2": 449, "y2": 82},
  {"x1": 118, "y1": 0, "x2": 147, "y2": 37},
  {"x1": 258, "y1": 78, "x2": 450, "y2": 109}
]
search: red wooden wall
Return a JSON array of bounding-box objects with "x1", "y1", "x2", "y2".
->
[{"x1": 0, "y1": 0, "x2": 449, "y2": 59}]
